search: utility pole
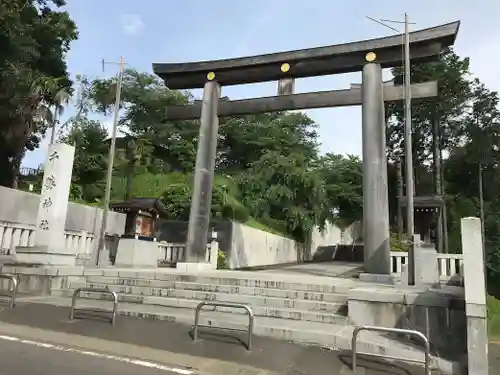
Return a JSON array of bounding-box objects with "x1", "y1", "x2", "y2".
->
[
  {"x1": 479, "y1": 162, "x2": 485, "y2": 252},
  {"x1": 366, "y1": 14, "x2": 416, "y2": 284},
  {"x1": 96, "y1": 56, "x2": 125, "y2": 266},
  {"x1": 403, "y1": 13, "x2": 415, "y2": 285},
  {"x1": 397, "y1": 157, "x2": 404, "y2": 237}
]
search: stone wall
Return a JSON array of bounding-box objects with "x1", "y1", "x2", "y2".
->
[
  {"x1": 0, "y1": 186, "x2": 125, "y2": 235},
  {"x1": 348, "y1": 286, "x2": 466, "y2": 364},
  {"x1": 228, "y1": 222, "x2": 301, "y2": 269},
  {"x1": 156, "y1": 219, "x2": 358, "y2": 269},
  {"x1": 310, "y1": 221, "x2": 362, "y2": 247}
]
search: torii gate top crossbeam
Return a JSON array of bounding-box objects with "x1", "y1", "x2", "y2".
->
[{"x1": 153, "y1": 21, "x2": 459, "y2": 90}]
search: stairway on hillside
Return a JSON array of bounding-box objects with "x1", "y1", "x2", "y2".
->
[{"x1": 34, "y1": 268, "x2": 440, "y2": 368}]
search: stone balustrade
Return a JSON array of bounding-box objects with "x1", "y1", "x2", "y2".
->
[
  {"x1": 157, "y1": 240, "x2": 218, "y2": 267},
  {"x1": 158, "y1": 242, "x2": 186, "y2": 266},
  {"x1": 390, "y1": 251, "x2": 463, "y2": 282},
  {"x1": 0, "y1": 221, "x2": 94, "y2": 257},
  {"x1": 1, "y1": 221, "x2": 218, "y2": 267}
]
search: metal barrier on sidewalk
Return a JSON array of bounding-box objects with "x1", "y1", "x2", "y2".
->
[
  {"x1": 0, "y1": 274, "x2": 18, "y2": 308},
  {"x1": 193, "y1": 301, "x2": 254, "y2": 350},
  {"x1": 351, "y1": 325, "x2": 431, "y2": 375},
  {"x1": 69, "y1": 288, "x2": 118, "y2": 325}
]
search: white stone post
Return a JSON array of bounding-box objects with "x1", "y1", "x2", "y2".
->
[
  {"x1": 16, "y1": 143, "x2": 76, "y2": 266},
  {"x1": 208, "y1": 231, "x2": 219, "y2": 270},
  {"x1": 461, "y1": 217, "x2": 488, "y2": 375}
]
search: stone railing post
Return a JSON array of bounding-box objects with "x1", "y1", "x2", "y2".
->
[
  {"x1": 208, "y1": 231, "x2": 218, "y2": 269},
  {"x1": 461, "y1": 217, "x2": 488, "y2": 375}
]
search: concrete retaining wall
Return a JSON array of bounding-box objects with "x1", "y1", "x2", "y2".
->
[
  {"x1": 228, "y1": 222, "x2": 301, "y2": 269},
  {"x1": 0, "y1": 186, "x2": 125, "y2": 235},
  {"x1": 348, "y1": 286, "x2": 466, "y2": 363}
]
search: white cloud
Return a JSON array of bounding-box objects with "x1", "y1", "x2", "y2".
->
[{"x1": 120, "y1": 13, "x2": 144, "y2": 35}]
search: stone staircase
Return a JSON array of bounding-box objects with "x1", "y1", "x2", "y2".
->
[
  {"x1": 36, "y1": 268, "x2": 450, "y2": 371},
  {"x1": 52, "y1": 270, "x2": 353, "y2": 332}
]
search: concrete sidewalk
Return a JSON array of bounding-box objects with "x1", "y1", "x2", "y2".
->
[{"x1": 0, "y1": 301, "x2": 441, "y2": 375}]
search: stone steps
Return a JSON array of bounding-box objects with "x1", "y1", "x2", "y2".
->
[
  {"x1": 81, "y1": 269, "x2": 359, "y2": 294},
  {"x1": 69, "y1": 282, "x2": 348, "y2": 312},
  {"x1": 55, "y1": 283, "x2": 348, "y2": 324},
  {"x1": 24, "y1": 294, "x2": 434, "y2": 368},
  {"x1": 83, "y1": 276, "x2": 349, "y2": 303}
]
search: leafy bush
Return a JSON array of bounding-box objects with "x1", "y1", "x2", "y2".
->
[
  {"x1": 217, "y1": 249, "x2": 228, "y2": 269},
  {"x1": 161, "y1": 173, "x2": 250, "y2": 222},
  {"x1": 220, "y1": 194, "x2": 249, "y2": 222},
  {"x1": 390, "y1": 232, "x2": 409, "y2": 252},
  {"x1": 112, "y1": 172, "x2": 174, "y2": 201},
  {"x1": 161, "y1": 177, "x2": 194, "y2": 220},
  {"x1": 488, "y1": 295, "x2": 500, "y2": 339}
]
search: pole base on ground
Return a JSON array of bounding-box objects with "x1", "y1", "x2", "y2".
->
[{"x1": 359, "y1": 273, "x2": 396, "y2": 285}]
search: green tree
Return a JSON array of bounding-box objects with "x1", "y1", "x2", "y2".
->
[
  {"x1": 388, "y1": 50, "x2": 471, "y2": 165},
  {"x1": 160, "y1": 173, "x2": 248, "y2": 222},
  {"x1": 444, "y1": 80, "x2": 500, "y2": 266},
  {"x1": 61, "y1": 119, "x2": 109, "y2": 202},
  {"x1": 88, "y1": 69, "x2": 197, "y2": 172},
  {"x1": 48, "y1": 86, "x2": 71, "y2": 144},
  {"x1": 239, "y1": 151, "x2": 327, "y2": 242},
  {"x1": 0, "y1": 0, "x2": 78, "y2": 187},
  {"x1": 114, "y1": 134, "x2": 159, "y2": 200},
  {"x1": 316, "y1": 153, "x2": 363, "y2": 227},
  {"x1": 218, "y1": 112, "x2": 319, "y2": 172}
]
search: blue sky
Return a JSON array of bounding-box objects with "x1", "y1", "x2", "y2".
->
[{"x1": 23, "y1": 0, "x2": 500, "y2": 168}]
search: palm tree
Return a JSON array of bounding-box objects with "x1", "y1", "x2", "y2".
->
[
  {"x1": 1, "y1": 62, "x2": 71, "y2": 187},
  {"x1": 48, "y1": 87, "x2": 71, "y2": 144}
]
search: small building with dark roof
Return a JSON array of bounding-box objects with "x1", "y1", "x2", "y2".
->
[{"x1": 110, "y1": 198, "x2": 168, "y2": 239}]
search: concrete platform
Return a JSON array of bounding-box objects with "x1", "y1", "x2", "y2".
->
[
  {"x1": 260, "y1": 262, "x2": 364, "y2": 279},
  {"x1": 0, "y1": 301, "x2": 447, "y2": 375},
  {"x1": 0, "y1": 263, "x2": 462, "y2": 373}
]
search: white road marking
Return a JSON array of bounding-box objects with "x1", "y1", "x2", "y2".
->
[{"x1": 0, "y1": 334, "x2": 194, "y2": 374}]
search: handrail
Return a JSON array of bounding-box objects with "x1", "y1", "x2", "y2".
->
[
  {"x1": 351, "y1": 325, "x2": 430, "y2": 375},
  {"x1": 193, "y1": 301, "x2": 254, "y2": 350},
  {"x1": 69, "y1": 288, "x2": 118, "y2": 325},
  {"x1": 0, "y1": 274, "x2": 18, "y2": 308}
]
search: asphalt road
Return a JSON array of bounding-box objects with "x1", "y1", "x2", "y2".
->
[{"x1": 0, "y1": 337, "x2": 189, "y2": 375}]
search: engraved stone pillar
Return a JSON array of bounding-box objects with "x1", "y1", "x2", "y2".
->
[
  {"x1": 16, "y1": 143, "x2": 76, "y2": 265},
  {"x1": 360, "y1": 62, "x2": 391, "y2": 277},
  {"x1": 181, "y1": 80, "x2": 221, "y2": 271}
]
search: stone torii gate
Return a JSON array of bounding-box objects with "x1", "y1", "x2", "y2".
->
[{"x1": 153, "y1": 21, "x2": 460, "y2": 276}]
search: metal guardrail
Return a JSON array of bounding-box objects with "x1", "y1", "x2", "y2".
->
[
  {"x1": 352, "y1": 325, "x2": 431, "y2": 375},
  {"x1": 69, "y1": 288, "x2": 118, "y2": 325},
  {"x1": 193, "y1": 301, "x2": 254, "y2": 350},
  {"x1": 0, "y1": 274, "x2": 18, "y2": 308}
]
